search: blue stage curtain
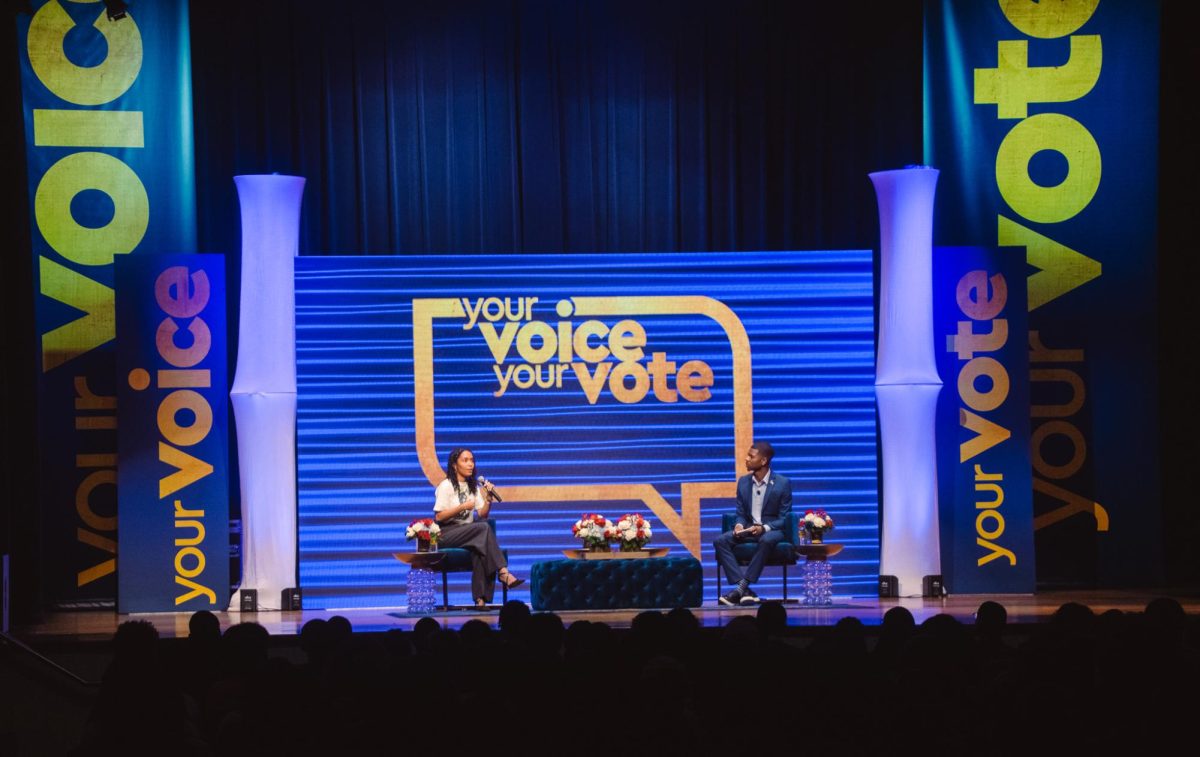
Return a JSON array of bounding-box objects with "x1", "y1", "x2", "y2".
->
[{"x1": 190, "y1": 0, "x2": 922, "y2": 259}]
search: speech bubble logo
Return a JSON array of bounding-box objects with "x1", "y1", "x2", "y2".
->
[{"x1": 412, "y1": 295, "x2": 753, "y2": 558}]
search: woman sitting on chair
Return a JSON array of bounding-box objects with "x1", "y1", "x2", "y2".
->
[{"x1": 433, "y1": 447, "x2": 525, "y2": 607}]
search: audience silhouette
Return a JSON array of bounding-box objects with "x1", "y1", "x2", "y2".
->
[{"x1": 70, "y1": 598, "x2": 1197, "y2": 754}]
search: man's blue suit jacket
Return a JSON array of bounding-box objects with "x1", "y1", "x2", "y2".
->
[{"x1": 734, "y1": 472, "x2": 793, "y2": 532}]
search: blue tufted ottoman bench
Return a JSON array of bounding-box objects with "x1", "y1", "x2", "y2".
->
[{"x1": 529, "y1": 556, "x2": 703, "y2": 611}]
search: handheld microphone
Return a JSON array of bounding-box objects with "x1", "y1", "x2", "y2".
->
[{"x1": 477, "y1": 475, "x2": 504, "y2": 502}]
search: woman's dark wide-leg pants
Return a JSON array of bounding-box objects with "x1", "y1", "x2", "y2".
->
[{"x1": 438, "y1": 521, "x2": 507, "y2": 603}]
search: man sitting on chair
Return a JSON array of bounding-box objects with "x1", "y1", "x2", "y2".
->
[{"x1": 714, "y1": 441, "x2": 793, "y2": 606}]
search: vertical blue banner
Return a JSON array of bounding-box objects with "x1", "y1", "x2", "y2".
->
[
  {"x1": 925, "y1": 1, "x2": 1160, "y2": 584},
  {"x1": 935, "y1": 246, "x2": 1034, "y2": 594},
  {"x1": 16, "y1": 1, "x2": 196, "y2": 604},
  {"x1": 116, "y1": 254, "x2": 228, "y2": 613}
]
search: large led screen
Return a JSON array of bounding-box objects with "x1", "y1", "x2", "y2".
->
[{"x1": 295, "y1": 252, "x2": 878, "y2": 608}]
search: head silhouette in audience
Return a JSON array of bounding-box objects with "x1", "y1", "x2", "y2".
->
[
  {"x1": 189, "y1": 610, "x2": 221, "y2": 642},
  {"x1": 498, "y1": 599, "x2": 532, "y2": 638},
  {"x1": 975, "y1": 601, "x2": 1007, "y2": 636},
  {"x1": 756, "y1": 601, "x2": 787, "y2": 638}
]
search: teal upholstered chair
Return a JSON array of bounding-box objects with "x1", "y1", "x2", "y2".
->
[
  {"x1": 434, "y1": 518, "x2": 509, "y2": 609},
  {"x1": 715, "y1": 511, "x2": 799, "y2": 601}
]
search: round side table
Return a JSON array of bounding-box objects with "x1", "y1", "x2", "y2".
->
[
  {"x1": 393, "y1": 552, "x2": 446, "y2": 614},
  {"x1": 795, "y1": 543, "x2": 844, "y2": 606}
]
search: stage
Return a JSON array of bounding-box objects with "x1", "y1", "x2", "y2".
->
[{"x1": 12, "y1": 589, "x2": 1198, "y2": 645}]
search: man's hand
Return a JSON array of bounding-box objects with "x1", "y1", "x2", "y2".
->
[{"x1": 734, "y1": 524, "x2": 763, "y2": 539}]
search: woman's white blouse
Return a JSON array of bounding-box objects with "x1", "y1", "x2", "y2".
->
[{"x1": 433, "y1": 479, "x2": 486, "y2": 524}]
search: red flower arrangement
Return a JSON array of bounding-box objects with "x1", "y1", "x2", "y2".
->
[
  {"x1": 572, "y1": 513, "x2": 616, "y2": 551},
  {"x1": 801, "y1": 509, "x2": 834, "y2": 543},
  {"x1": 614, "y1": 513, "x2": 653, "y2": 551},
  {"x1": 406, "y1": 517, "x2": 441, "y2": 544}
]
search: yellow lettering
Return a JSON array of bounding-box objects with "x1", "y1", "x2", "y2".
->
[
  {"x1": 976, "y1": 509, "x2": 1005, "y2": 540},
  {"x1": 492, "y1": 363, "x2": 514, "y2": 397},
  {"x1": 479, "y1": 321, "x2": 519, "y2": 364},
  {"x1": 174, "y1": 520, "x2": 204, "y2": 547},
  {"x1": 977, "y1": 537, "x2": 1017, "y2": 566},
  {"x1": 157, "y1": 390, "x2": 213, "y2": 448},
  {"x1": 995, "y1": 114, "x2": 1101, "y2": 224},
  {"x1": 77, "y1": 527, "x2": 115, "y2": 554},
  {"x1": 960, "y1": 407, "x2": 1012, "y2": 462},
  {"x1": 174, "y1": 546, "x2": 205, "y2": 578},
  {"x1": 155, "y1": 316, "x2": 212, "y2": 368},
  {"x1": 75, "y1": 469, "x2": 116, "y2": 531},
  {"x1": 34, "y1": 151, "x2": 149, "y2": 265},
  {"x1": 1031, "y1": 368, "x2": 1085, "y2": 418},
  {"x1": 174, "y1": 575, "x2": 216, "y2": 605},
  {"x1": 647, "y1": 352, "x2": 678, "y2": 403},
  {"x1": 998, "y1": 0, "x2": 1099, "y2": 39},
  {"x1": 515, "y1": 321, "x2": 556, "y2": 364},
  {"x1": 975, "y1": 36, "x2": 1101, "y2": 119},
  {"x1": 154, "y1": 266, "x2": 210, "y2": 318},
  {"x1": 557, "y1": 320, "x2": 574, "y2": 362},
  {"x1": 73, "y1": 375, "x2": 115, "y2": 410},
  {"x1": 677, "y1": 360, "x2": 714, "y2": 402},
  {"x1": 39, "y1": 256, "x2": 114, "y2": 371},
  {"x1": 571, "y1": 361, "x2": 612, "y2": 404},
  {"x1": 78, "y1": 557, "x2": 115, "y2": 586},
  {"x1": 1033, "y1": 476, "x2": 1109, "y2": 530},
  {"x1": 608, "y1": 361, "x2": 650, "y2": 404},
  {"x1": 958, "y1": 357, "x2": 1010, "y2": 412},
  {"x1": 158, "y1": 369, "x2": 211, "y2": 389},
  {"x1": 174, "y1": 499, "x2": 204, "y2": 518},
  {"x1": 75, "y1": 416, "x2": 115, "y2": 430},
  {"x1": 974, "y1": 464, "x2": 1003, "y2": 482},
  {"x1": 33, "y1": 108, "x2": 143, "y2": 147},
  {"x1": 159, "y1": 442, "x2": 214, "y2": 498},
  {"x1": 27, "y1": 0, "x2": 143, "y2": 105},
  {"x1": 1031, "y1": 419, "x2": 1085, "y2": 479},
  {"x1": 573, "y1": 321, "x2": 610, "y2": 363},
  {"x1": 999, "y1": 215, "x2": 1100, "y2": 310},
  {"x1": 948, "y1": 319, "x2": 1008, "y2": 361},
  {"x1": 975, "y1": 482, "x2": 1004, "y2": 509},
  {"x1": 956, "y1": 271, "x2": 1008, "y2": 320},
  {"x1": 460, "y1": 297, "x2": 485, "y2": 330},
  {"x1": 608, "y1": 320, "x2": 646, "y2": 362},
  {"x1": 1029, "y1": 330, "x2": 1084, "y2": 363}
]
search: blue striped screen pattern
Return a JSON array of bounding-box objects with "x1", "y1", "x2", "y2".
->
[{"x1": 295, "y1": 252, "x2": 879, "y2": 608}]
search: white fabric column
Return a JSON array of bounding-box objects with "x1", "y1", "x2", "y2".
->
[
  {"x1": 230, "y1": 175, "x2": 305, "y2": 610},
  {"x1": 870, "y1": 166, "x2": 942, "y2": 596}
]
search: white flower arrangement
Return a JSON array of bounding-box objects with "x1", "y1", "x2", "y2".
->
[
  {"x1": 614, "y1": 513, "x2": 652, "y2": 551},
  {"x1": 406, "y1": 517, "x2": 442, "y2": 543},
  {"x1": 801, "y1": 510, "x2": 834, "y2": 542},
  {"x1": 803, "y1": 512, "x2": 831, "y2": 529},
  {"x1": 572, "y1": 513, "x2": 614, "y2": 550}
]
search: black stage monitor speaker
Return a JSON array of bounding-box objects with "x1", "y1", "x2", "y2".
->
[
  {"x1": 281, "y1": 587, "x2": 302, "y2": 611},
  {"x1": 922, "y1": 575, "x2": 945, "y2": 597},
  {"x1": 879, "y1": 575, "x2": 899, "y2": 598},
  {"x1": 240, "y1": 589, "x2": 257, "y2": 612}
]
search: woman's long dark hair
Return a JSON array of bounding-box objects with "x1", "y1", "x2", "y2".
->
[{"x1": 446, "y1": 447, "x2": 478, "y2": 495}]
